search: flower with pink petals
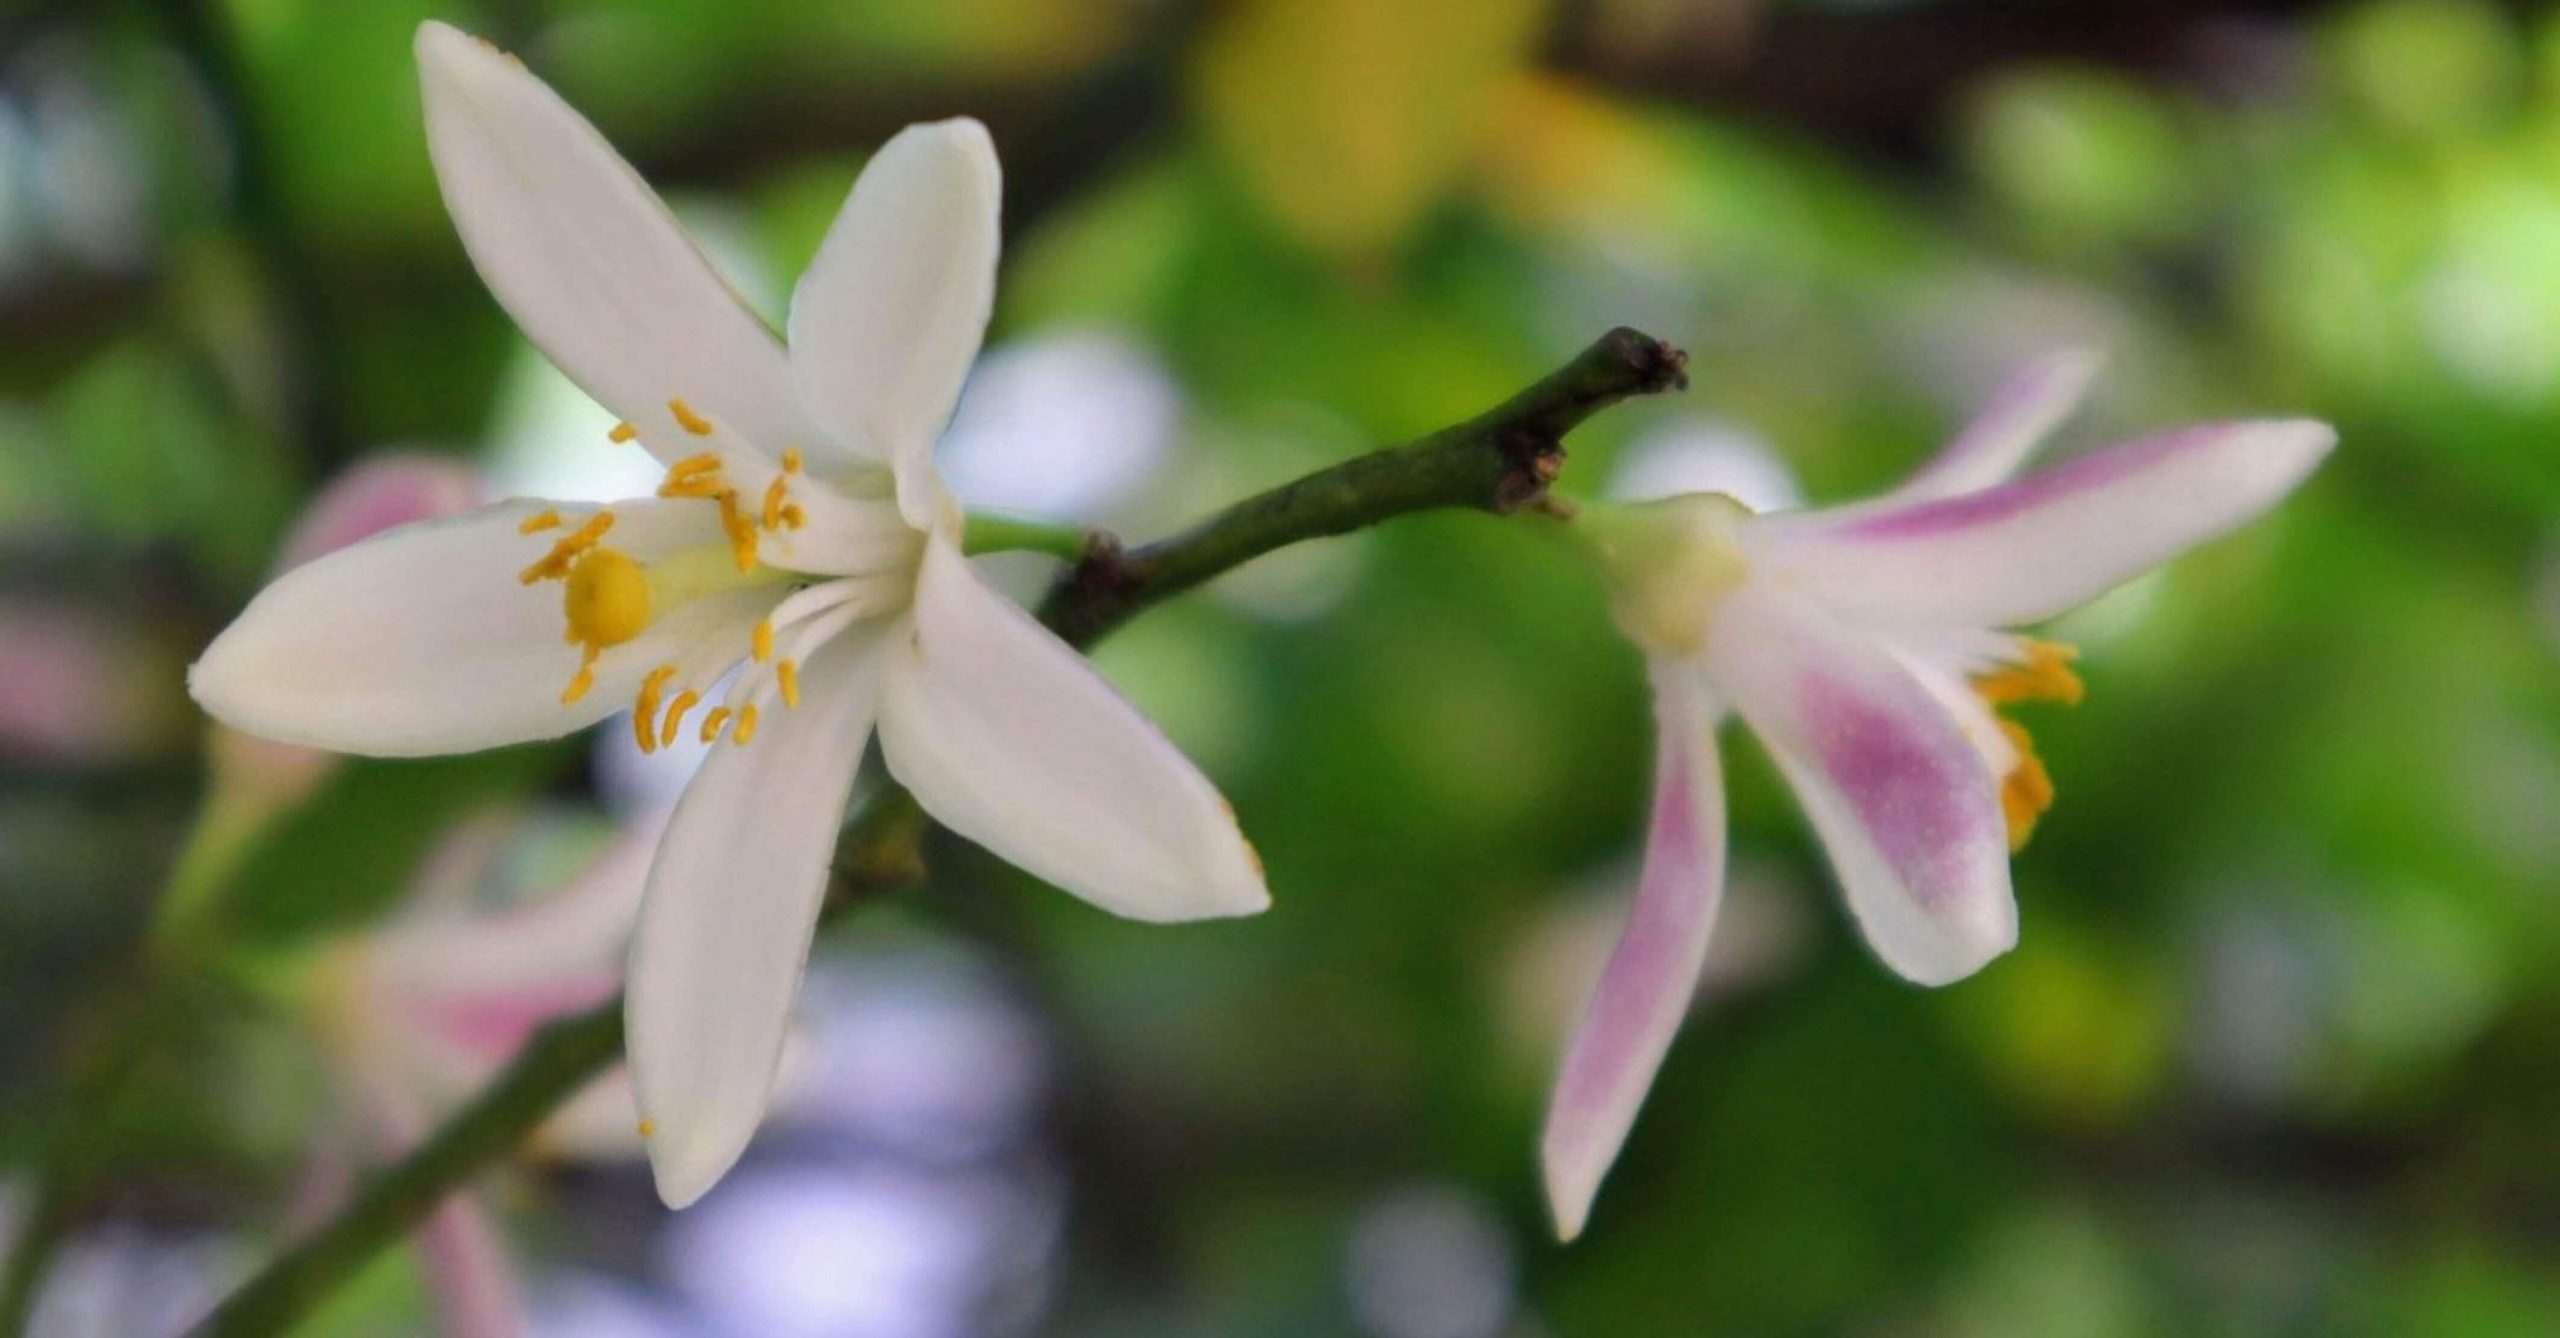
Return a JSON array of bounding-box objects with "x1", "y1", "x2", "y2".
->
[
  {"x1": 1544, "y1": 353, "x2": 2333, "y2": 1238},
  {"x1": 309, "y1": 815, "x2": 659, "y2": 1338}
]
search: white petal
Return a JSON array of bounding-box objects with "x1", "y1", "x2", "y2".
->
[
  {"x1": 1705, "y1": 589, "x2": 2016, "y2": 985},
  {"x1": 416, "y1": 23, "x2": 823, "y2": 461},
  {"x1": 1750, "y1": 419, "x2": 2334, "y2": 631},
  {"x1": 537, "y1": 1070, "x2": 648, "y2": 1161},
  {"x1": 786, "y1": 118, "x2": 999, "y2": 524},
  {"x1": 189, "y1": 500, "x2": 765, "y2": 757},
  {"x1": 877, "y1": 538, "x2": 1267, "y2": 922},
  {"x1": 1890, "y1": 349, "x2": 2100, "y2": 502},
  {"x1": 626, "y1": 632, "x2": 885, "y2": 1208},
  {"x1": 1542, "y1": 667, "x2": 1725, "y2": 1242}
]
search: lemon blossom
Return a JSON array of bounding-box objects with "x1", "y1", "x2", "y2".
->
[
  {"x1": 312, "y1": 816, "x2": 660, "y2": 1338},
  {"x1": 189, "y1": 22, "x2": 1268, "y2": 1209},
  {"x1": 1542, "y1": 354, "x2": 2334, "y2": 1238}
]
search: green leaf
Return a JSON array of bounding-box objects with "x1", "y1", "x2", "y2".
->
[{"x1": 219, "y1": 740, "x2": 578, "y2": 947}]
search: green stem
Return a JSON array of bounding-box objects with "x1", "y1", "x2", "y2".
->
[
  {"x1": 961, "y1": 513, "x2": 1092, "y2": 561},
  {"x1": 186, "y1": 327, "x2": 1685, "y2": 1337}
]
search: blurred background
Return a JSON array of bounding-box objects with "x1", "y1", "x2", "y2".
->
[{"x1": 1, "y1": 0, "x2": 2556, "y2": 1333}]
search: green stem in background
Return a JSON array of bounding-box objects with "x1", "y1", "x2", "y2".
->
[
  {"x1": 187, "y1": 327, "x2": 1685, "y2": 1338},
  {"x1": 962, "y1": 512, "x2": 1093, "y2": 561}
]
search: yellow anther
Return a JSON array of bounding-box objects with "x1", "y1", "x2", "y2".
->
[
  {"x1": 777, "y1": 658, "x2": 800, "y2": 709},
  {"x1": 752, "y1": 618, "x2": 775, "y2": 663},
  {"x1": 781, "y1": 447, "x2": 803, "y2": 474},
  {"x1": 699, "y1": 707, "x2": 732, "y2": 744},
  {"x1": 780, "y1": 504, "x2": 806, "y2": 530},
  {"x1": 1972, "y1": 641, "x2": 2080, "y2": 851},
  {"x1": 660, "y1": 690, "x2": 700, "y2": 748},
  {"x1": 608, "y1": 422, "x2": 639, "y2": 444},
  {"x1": 632, "y1": 664, "x2": 678, "y2": 754},
  {"x1": 1994, "y1": 720, "x2": 2055, "y2": 851},
  {"x1": 637, "y1": 1119, "x2": 655, "y2": 1139},
  {"x1": 518, "y1": 508, "x2": 563, "y2": 535},
  {"x1": 669, "y1": 398, "x2": 714, "y2": 436},
  {"x1": 734, "y1": 703, "x2": 760, "y2": 745},
  {"x1": 560, "y1": 661, "x2": 595, "y2": 705},
  {"x1": 562, "y1": 548, "x2": 651, "y2": 650},
  {"x1": 761, "y1": 474, "x2": 790, "y2": 530},
  {"x1": 656, "y1": 454, "x2": 728, "y2": 501},
  {"x1": 519, "y1": 511, "x2": 616, "y2": 584},
  {"x1": 717, "y1": 493, "x2": 759, "y2": 572},
  {"x1": 1975, "y1": 640, "x2": 2083, "y2": 707}
]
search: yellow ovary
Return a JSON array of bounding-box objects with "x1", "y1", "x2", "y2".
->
[
  {"x1": 1971, "y1": 640, "x2": 2082, "y2": 851},
  {"x1": 563, "y1": 549, "x2": 652, "y2": 650}
]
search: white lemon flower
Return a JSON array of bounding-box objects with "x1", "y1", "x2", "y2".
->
[{"x1": 190, "y1": 23, "x2": 1267, "y2": 1208}]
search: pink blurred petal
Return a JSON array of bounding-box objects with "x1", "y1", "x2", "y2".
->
[
  {"x1": 409, "y1": 972, "x2": 620, "y2": 1065},
  {"x1": 276, "y1": 454, "x2": 481, "y2": 571},
  {"x1": 1542, "y1": 669, "x2": 1725, "y2": 1241},
  {"x1": 346, "y1": 1051, "x2": 524, "y2": 1338}
]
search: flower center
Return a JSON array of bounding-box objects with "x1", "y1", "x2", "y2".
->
[
  {"x1": 517, "y1": 403, "x2": 825, "y2": 725},
  {"x1": 1592, "y1": 493, "x2": 1753, "y2": 657},
  {"x1": 1970, "y1": 639, "x2": 2082, "y2": 850}
]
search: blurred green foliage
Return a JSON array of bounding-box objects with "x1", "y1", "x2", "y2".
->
[{"x1": 1, "y1": 0, "x2": 2555, "y2": 1334}]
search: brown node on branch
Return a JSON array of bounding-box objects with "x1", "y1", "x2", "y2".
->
[
  {"x1": 1492, "y1": 430, "x2": 1567, "y2": 512},
  {"x1": 1603, "y1": 326, "x2": 1690, "y2": 394}
]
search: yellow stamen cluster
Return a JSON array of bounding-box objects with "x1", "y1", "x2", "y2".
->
[
  {"x1": 520, "y1": 401, "x2": 826, "y2": 747},
  {"x1": 650, "y1": 401, "x2": 806, "y2": 574},
  {"x1": 518, "y1": 511, "x2": 615, "y2": 585},
  {"x1": 515, "y1": 510, "x2": 639, "y2": 705},
  {"x1": 1972, "y1": 640, "x2": 2083, "y2": 851}
]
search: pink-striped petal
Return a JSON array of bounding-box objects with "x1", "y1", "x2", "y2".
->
[
  {"x1": 1749, "y1": 419, "x2": 2333, "y2": 631},
  {"x1": 1890, "y1": 349, "x2": 2100, "y2": 502},
  {"x1": 1542, "y1": 667, "x2": 1726, "y2": 1241},
  {"x1": 1705, "y1": 589, "x2": 2016, "y2": 985}
]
